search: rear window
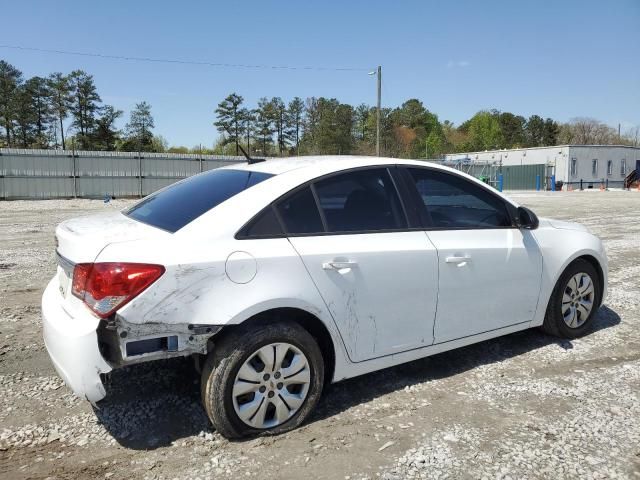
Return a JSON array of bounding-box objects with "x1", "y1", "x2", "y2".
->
[{"x1": 125, "y1": 169, "x2": 273, "y2": 232}]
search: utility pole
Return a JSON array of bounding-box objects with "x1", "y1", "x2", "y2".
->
[
  {"x1": 368, "y1": 65, "x2": 382, "y2": 156},
  {"x1": 618, "y1": 123, "x2": 621, "y2": 143},
  {"x1": 71, "y1": 135, "x2": 77, "y2": 198},
  {"x1": 138, "y1": 117, "x2": 145, "y2": 198},
  {"x1": 376, "y1": 65, "x2": 381, "y2": 157}
]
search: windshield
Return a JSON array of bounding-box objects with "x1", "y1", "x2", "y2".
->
[{"x1": 125, "y1": 169, "x2": 273, "y2": 232}]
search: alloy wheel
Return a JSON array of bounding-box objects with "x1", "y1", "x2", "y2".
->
[{"x1": 562, "y1": 272, "x2": 595, "y2": 328}]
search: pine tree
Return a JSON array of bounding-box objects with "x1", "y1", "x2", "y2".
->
[
  {"x1": 542, "y1": 118, "x2": 559, "y2": 146},
  {"x1": 124, "y1": 101, "x2": 154, "y2": 152},
  {"x1": 68, "y1": 70, "x2": 101, "y2": 148},
  {"x1": 254, "y1": 97, "x2": 275, "y2": 156},
  {"x1": 25, "y1": 76, "x2": 53, "y2": 147},
  {"x1": 13, "y1": 84, "x2": 38, "y2": 147},
  {"x1": 0, "y1": 60, "x2": 23, "y2": 146},
  {"x1": 286, "y1": 97, "x2": 305, "y2": 155},
  {"x1": 354, "y1": 103, "x2": 370, "y2": 141},
  {"x1": 92, "y1": 105, "x2": 122, "y2": 151},
  {"x1": 214, "y1": 93, "x2": 244, "y2": 155},
  {"x1": 239, "y1": 108, "x2": 254, "y2": 154},
  {"x1": 270, "y1": 97, "x2": 287, "y2": 156},
  {"x1": 48, "y1": 72, "x2": 72, "y2": 149}
]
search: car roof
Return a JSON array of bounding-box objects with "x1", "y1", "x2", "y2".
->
[
  {"x1": 180, "y1": 155, "x2": 520, "y2": 238},
  {"x1": 222, "y1": 155, "x2": 451, "y2": 176}
]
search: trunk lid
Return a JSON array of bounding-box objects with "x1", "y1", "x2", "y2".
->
[
  {"x1": 55, "y1": 210, "x2": 167, "y2": 263},
  {"x1": 54, "y1": 210, "x2": 169, "y2": 303}
]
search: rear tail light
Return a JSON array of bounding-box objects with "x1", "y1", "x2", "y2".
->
[{"x1": 72, "y1": 262, "x2": 165, "y2": 318}]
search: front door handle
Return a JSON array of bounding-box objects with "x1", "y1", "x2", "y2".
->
[
  {"x1": 445, "y1": 255, "x2": 471, "y2": 266},
  {"x1": 322, "y1": 260, "x2": 358, "y2": 270}
]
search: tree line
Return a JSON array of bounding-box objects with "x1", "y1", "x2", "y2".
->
[
  {"x1": 212, "y1": 94, "x2": 639, "y2": 158},
  {"x1": 1, "y1": 59, "x2": 638, "y2": 156},
  {"x1": 0, "y1": 60, "x2": 163, "y2": 152}
]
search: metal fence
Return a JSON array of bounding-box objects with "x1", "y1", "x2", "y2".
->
[
  {"x1": 1, "y1": 149, "x2": 551, "y2": 200},
  {"x1": 0, "y1": 149, "x2": 246, "y2": 199},
  {"x1": 562, "y1": 179, "x2": 630, "y2": 190},
  {"x1": 447, "y1": 161, "x2": 546, "y2": 190},
  {"x1": 501, "y1": 164, "x2": 546, "y2": 190}
]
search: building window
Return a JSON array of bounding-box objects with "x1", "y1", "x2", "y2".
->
[
  {"x1": 621, "y1": 159, "x2": 627, "y2": 176},
  {"x1": 592, "y1": 159, "x2": 598, "y2": 176},
  {"x1": 570, "y1": 158, "x2": 578, "y2": 177},
  {"x1": 607, "y1": 160, "x2": 613, "y2": 176}
]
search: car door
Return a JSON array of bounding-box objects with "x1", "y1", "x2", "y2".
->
[
  {"x1": 403, "y1": 167, "x2": 543, "y2": 343},
  {"x1": 278, "y1": 167, "x2": 439, "y2": 363}
]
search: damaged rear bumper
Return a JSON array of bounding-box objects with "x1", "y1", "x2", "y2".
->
[
  {"x1": 98, "y1": 319, "x2": 222, "y2": 367},
  {"x1": 43, "y1": 278, "x2": 224, "y2": 402},
  {"x1": 42, "y1": 278, "x2": 112, "y2": 402}
]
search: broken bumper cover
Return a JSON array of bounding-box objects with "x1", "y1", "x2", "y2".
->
[{"x1": 42, "y1": 278, "x2": 112, "y2": 402}]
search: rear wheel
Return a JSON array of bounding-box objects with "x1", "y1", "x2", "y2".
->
[
  {"x1": 542, "y1": 259, "x2": 600, "y2": 338},
  {"x1": 201, "y1": 321, "x2": 324, "y2": 439}
]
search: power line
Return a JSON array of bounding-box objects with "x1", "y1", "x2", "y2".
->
[{"x1": 0, "y1": 44, "x2": 371, "y2": 72}]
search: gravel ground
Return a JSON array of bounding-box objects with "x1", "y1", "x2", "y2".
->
[{"x1": 0, "y1": 191, "x2": 639, "y2": 480}]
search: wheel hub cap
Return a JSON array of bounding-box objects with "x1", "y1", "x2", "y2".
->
[
  {"x1": 232, "y1": 342, "x2": 311, "y2": 429},
  {"x1": 561, "y1": 272, "x2": 595, "y2": 329}
]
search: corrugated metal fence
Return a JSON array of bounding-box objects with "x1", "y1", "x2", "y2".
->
[
  {"x1": 448, "y1": 161, "x2": 546, "y2": 190},
  {"x1": 501, "y1": 164, "x2": 546, "y2": 190},
  {"x1": 1, "y1": 149, "x2": 548, "y2": 200},
  {"x1": 0, "y1": 149, "x2": 245, "y2": 199}
]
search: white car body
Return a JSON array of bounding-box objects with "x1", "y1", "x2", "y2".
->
[{"x1": 42, "y1": 156, "x2": 608, "y2": 403}]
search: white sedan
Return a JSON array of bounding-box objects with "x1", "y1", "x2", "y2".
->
[{"x1": 42, "y1": 156, "x2": 607, "y2": 438}]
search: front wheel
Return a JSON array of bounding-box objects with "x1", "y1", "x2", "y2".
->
[
  {"x1": 201, "y1": 321, "x2": 324, "y2": 439},
  {"x1": 542, "y1": 259, "x2": 601, "y2": 339}
]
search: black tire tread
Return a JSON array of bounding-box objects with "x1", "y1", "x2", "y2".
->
[
  {"x1": 201, "y1": 320, "x2": 324, "y2": 439},
  {"x1": 542, "y1": 258, "x2": 600, "y2": 339}
]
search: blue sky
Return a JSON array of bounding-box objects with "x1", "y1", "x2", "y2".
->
[{"x1": 2, "y1": 0, "x2": 639, "y2": 147}]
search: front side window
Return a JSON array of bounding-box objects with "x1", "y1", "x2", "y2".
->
[
  {"x1": 570, "y1": 158, "x2": 578, "y2": 177},
  {"x1": 313, "y1": 168, "x2": 406, "y2": 233},
  {"x1": 407, "y1": 168, "x2": 511, "y2": 229},
  {"x1": 607, "y1": 160, "x2": 613, "y2": 175},
  {"x1": 125, "y1": 169, "x2": 273, "y2": 232},
  {"x1": 592, "y1": 159, "x2": 598, "y2": 176}
]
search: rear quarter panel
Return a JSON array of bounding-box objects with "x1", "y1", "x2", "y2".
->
[{"x1": 96, "y1": 235, "x2": 352, "y2": 382}]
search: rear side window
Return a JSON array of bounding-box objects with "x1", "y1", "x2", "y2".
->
[
  {"x1": 407, "y1": 168, "x2": 511, "y2": 229},
  {"x1": 238, "y1": 207, "x2": 283, "y2": 238},
  {"x1": 276, "y1": 186, "x2": 324, "y2": 235},
  {"x1": 314, "y1": 168, "x2": 406, "y2": 233},
  {"x1": 125, "y1": 169, "x2": 273, "y2": 232}
]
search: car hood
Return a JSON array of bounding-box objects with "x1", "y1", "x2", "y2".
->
[{"x1": 539, "y1": 217, "x2": 590, "y2": 233}]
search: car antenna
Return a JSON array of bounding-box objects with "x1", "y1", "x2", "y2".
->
[
  {"x1": 238, "y1": 143, "x2": 265, "y2": 164},
  {"x1": 223, "y1": 126, "x2": 265, "y2": 164}
]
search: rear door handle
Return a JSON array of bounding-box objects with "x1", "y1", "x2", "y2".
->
[
  {"x1": 445, "y1": 255, "x2": 471, "y2": 265},
  {"x1": 322, "y1": 260, "x2": 358, "y2": 270}
]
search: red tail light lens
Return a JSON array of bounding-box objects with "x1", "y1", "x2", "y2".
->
[{"x1": 72, "y1": 262, "x2": 165, "y2": 318}]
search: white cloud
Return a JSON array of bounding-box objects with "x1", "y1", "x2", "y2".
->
[{"x1": 446, "y1": 60, "x2": 470, "y2": 68}]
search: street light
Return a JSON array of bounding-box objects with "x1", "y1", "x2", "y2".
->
[{"x1": 368, "y1": 66, "x2": 382, "y2": 156}]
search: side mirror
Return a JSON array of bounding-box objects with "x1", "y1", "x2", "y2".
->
[{"x1": 517, "y1": 206, "x2": 539, "y2": 230}]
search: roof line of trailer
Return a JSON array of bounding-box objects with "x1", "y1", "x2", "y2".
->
[{"x1": 446, "y1": 144, "x2": 640, "y2": 156}]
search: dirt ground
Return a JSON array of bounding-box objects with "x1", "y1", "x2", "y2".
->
[{"x1": 1, "y1": 191, "x2": 639, "y2": 480}]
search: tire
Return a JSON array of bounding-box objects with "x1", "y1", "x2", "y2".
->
[
  {"x1": 201, "y1": 320, "x2": 324, "y2": 439},
  {"x1": 542, "y1": 259, "x2": 601, "y2": 339}
]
